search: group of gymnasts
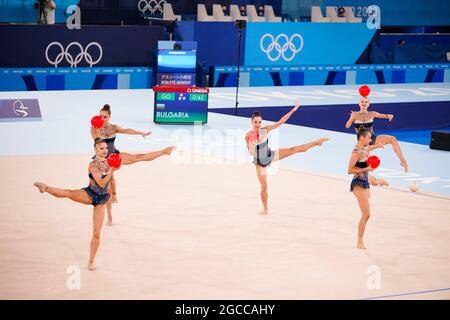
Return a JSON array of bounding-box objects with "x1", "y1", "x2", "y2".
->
[
  {"x1": 245, "y1": 95, "x2": 408, "y2": 250},
  {"x1": 33, "y1": 94, "x2": 408, "y2": 270},
  {"x1": 34, "y1": 105, "x2": 175, "y2": 271}
]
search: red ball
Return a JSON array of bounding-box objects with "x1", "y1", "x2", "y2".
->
[
  {"x1": 359, "y1": 85, "x2": 371, "y2": 97},
  {"x1": 367, "y1": 155, "x2": 380, "y2": 169},
  {"x1": 91, "y1": 116, "x2": 103, "y2": 129},
  {"x1": 107, "y1": 154, "x2": 122, "y2": 169}
]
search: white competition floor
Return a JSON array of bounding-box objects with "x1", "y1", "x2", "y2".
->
[
  {"x1": 207, "y1": 83, "x2": 450, "y2": 108},
  {"x1": 0, "y1": 85, "x2": 449, "y2": 299}
]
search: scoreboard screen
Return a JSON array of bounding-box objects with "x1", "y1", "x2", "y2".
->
[
  {"x1": 157, "y1": 50, "x2": 196, "y2": 73},
  {"x1": 153, "y1": 86, "x2": 208, "y2": 124}
]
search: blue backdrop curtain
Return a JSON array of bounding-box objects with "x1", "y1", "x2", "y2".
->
[{"x1": 394, "y1": 44, "x2": 450, "y2": 64}]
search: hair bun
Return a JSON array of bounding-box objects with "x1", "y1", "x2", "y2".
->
[
  {"x1": 100, "y1": 104, "x2": 111, "y2": 115},
  {"x1": 251, "y1": 111, "x2": 262, "y2": 119}
]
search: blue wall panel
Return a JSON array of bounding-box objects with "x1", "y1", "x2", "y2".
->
[
  {"x1": 46, "y1": 74, "x2": 65, "y2": 90},
  {"x1": 213, "y1": 64, "x2": 450, "y2": 87},
  {"x1": 0, "y1": 67, "x2": 152, "y2": 91},
  {"x1": 177, "y1": 21, "x2": 245, "y2": 71},
  {"x1": 245, "y1": 22, "x2": 376, "y2": 66},
  {"x1": 0, "y1": 25, "x2": 164, "y2": 68}
]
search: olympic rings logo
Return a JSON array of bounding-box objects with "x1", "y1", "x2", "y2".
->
[
  {"x1": 138, "y1": 0, "x2": 166, "y2": 14},
  {"x1": 45, "y1": 42, "x2": 103, "y2": 68},
  {"x1": 260, "y1": 33, "x2": 304, "y2": 62}
]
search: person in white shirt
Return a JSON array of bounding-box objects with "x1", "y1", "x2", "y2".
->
[
  {"x1": 37, "y1": 0, "x2": 56, "y2": 24},
  {"x1": 45, "y1": 1, "x2": 56, "y2": 24}
]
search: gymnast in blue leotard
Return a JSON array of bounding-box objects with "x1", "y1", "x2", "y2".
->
[
  {"x1": 34, "y1": 138, "x2": 119, "y2": 271},
  {"x1": 245, "y1": 102, "x2": 329, "y2": 215},
  {"x1": 83, "y1": 156, "x2": 111, "y2": 206},
  {"x1": 91, "y1": 104, "x2": 175, "y2": 225},
  {"x1": 345, "y1": 96, "x2": 409, "y2": 173},
  {"x1": 349, "y1": 145, "x2": 371, "y2": 193},
  {"x1": 347, "y1": 129, "x2": 385, "y2": 250},
  {"x1": 90, "y1": 104, "x2": 152, "y2": 158}
]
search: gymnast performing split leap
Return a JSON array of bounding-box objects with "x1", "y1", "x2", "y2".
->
[
  {"x1": 33, "y1": 138, "x2": 118, "y2": 271},
  {"x1": 348, "y1": 129, "x2": 384, "y2": 249},
  {"x1": 245, "y1": 102, "x2": 329, "y2": 215},
  {"x1": 91, "y1": 104, "x2": 175, "y2": 225}
]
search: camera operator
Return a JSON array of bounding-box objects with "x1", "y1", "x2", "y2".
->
[
  {"x1": 337, "y1": 7, "x2": 346, "y2": 18},
  {"x1": 36, "y1": 0, "x2": 56, "y2": 25}
]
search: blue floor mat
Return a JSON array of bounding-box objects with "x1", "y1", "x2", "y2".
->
[{"x1": 376, "y1": 128, "x2": 450, "y2": 145}]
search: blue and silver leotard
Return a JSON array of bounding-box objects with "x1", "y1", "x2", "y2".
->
[
  {"x1": 253, "y1": 138, "x2": 274, "y2": 167},
  {"x1": 82, "y1": 158, "x2": 111, "y2": 206},
  {"x1": 350, "y1": 145, "x2": 370, "y2": 192},
  {"x1": 99, "y1": 123, "x2": 120, "y2": 155},
  {"x1": 92, "y1": 124, "x2": 120, "y2": 160},
  {"x1": 354, "y1": 111, "x2": 377, "y2": 145}
]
